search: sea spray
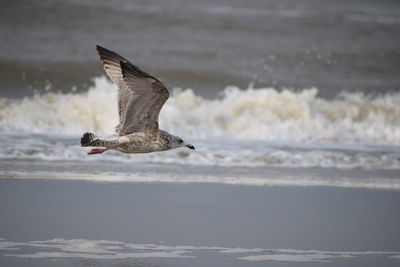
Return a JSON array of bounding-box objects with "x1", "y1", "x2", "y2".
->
[
  {"x1": 0, "y1": 77, "x2": 399, "y2": 144},
  {"x1": 0, "y1": 77, "x2": 118, "y2": 135}
]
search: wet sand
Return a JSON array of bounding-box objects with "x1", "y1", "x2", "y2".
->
[{"x1": 1, "y1": 179, "x2": 399, "y2": 266}]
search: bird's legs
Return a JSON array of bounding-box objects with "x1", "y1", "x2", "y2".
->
[{"x1": 87, "y1": 148, "x2": 110, "y2": 155}]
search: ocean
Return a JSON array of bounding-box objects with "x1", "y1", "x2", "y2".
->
[
  {"x1": 1, "y1": 1, "x2": 400, "y2": 266},
  {"x1": 1, "y1": 0, "x2": 400, "y2": 188}
]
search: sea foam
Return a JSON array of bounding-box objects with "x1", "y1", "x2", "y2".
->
[
  {"x1": 0, "y1": 77, "x2": 399, "y2": 144},
  {"x1": 1, "y1": 238, "x2": 399, "y2": 263}
]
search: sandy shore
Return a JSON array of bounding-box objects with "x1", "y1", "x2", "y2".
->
[{"x1": 1, "y1": 179, "x2": 400, "y2": 267}]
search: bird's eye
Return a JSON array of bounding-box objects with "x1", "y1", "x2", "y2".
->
[{"x1": 177, "y1": 139, "x2": 183, "y2": 144}]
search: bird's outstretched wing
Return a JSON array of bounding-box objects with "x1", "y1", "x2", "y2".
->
[{"x1": 96, "y1": 45, "x2": 169, "y2": 135}]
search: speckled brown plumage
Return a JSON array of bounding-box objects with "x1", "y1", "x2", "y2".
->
[{"x1": 80, "y1": 46, "x2": 194, "y2": 155}]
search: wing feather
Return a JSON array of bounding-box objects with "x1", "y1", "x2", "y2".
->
[
  {"x1": 96, "y1": 45, "x2": 169, "y2": 135},
  {"x1": 119, "y1": 61, "x2": 169, "y2": 134}
]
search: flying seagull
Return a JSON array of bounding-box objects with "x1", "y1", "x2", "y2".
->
[{"x1": 80, "y1": 45, "x2": 195, "y2": 155}]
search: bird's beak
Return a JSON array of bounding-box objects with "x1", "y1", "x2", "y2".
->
[{"x1": 186, "y1": 144, "x2": 195, "y2": 150}]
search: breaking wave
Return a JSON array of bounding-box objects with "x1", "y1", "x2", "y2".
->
[{"x1": 0, "y1": 77, "x2": 399, "y2": 144}]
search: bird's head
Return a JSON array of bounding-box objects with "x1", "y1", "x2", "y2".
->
[{"x1": 172, "y1": 136, "x2": 195, "y2": 150}]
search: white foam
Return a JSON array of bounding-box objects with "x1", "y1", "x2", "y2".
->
[
  {"x1": 1, "y1": 77, "x2": 400, "y2": 144},
  {"x1": 220, "y1": 247, "x2": 265, "y2": 254},
  {"x1": 1, "y1": 77, "x2": 400, "y2": 170},
  {"x1": 1, "y1": 170, "x2": 399, "y2": 191},
  {"x1": 0, "y1": 241, "x2": 23, "y2": 251},
  {"x1": 1, "y1": 238, "x2": 399, "y2": 263},
  {"x1": 2, "y1": 136, "x2": 399, "y2": 169},
  {"x1": 6, "y1": 251, "x2": 194, "y2": 260},
  {"x1": 0, "y1": 77, "x2": 118, "y2": 135},
  {"x1": 238, "y1": 253, "x2": 341, "y2": 262}
]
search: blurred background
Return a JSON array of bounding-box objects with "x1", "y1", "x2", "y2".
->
[
  {"x1": 1, "y1": 0, "x2": 399, "y2": 99},
  {"x1": 0, "y1": 0, "x2": 400, "y2": 172},
  {"x1": 2, "y1": 2, "x2": 400, "y2": 265}
]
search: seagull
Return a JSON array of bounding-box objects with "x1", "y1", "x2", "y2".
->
[{"x1": 80, "y1": 45, "x2": 195, "y2": 155}]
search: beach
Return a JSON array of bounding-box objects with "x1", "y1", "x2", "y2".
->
[
  {"x1": 1, "y1": 176, "x2": 400, "y2": 267},
  {"x1": 1, "y1": 0, "x2": 400, "y2": 266}
]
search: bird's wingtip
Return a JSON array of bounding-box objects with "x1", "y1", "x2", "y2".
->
[
  {"x1": 120, "y1": 60, "x2": 129, "y2": 68},
  {"x1": 96, "y1": 45, "x2": 111, "y2": 58}
]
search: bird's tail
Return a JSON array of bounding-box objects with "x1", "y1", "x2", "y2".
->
[
  {"x1": 80, "y1": 132, "x2": 120, "y2": 147},
  {"x1": 80, "y1": 132, "x2": 97, "y2": 147}
]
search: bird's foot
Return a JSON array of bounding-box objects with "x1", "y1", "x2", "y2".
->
[{"x1": 87, "y1": 148, "x2": 109, "y2": 155}]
